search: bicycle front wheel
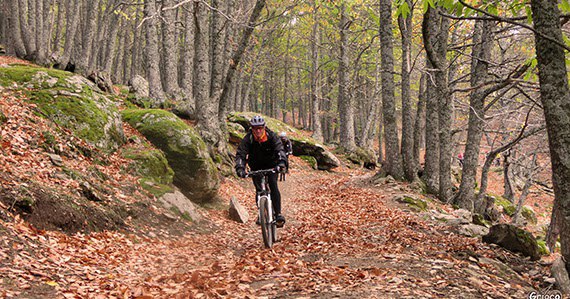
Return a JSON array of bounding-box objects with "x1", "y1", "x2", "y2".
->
[{"x1": 259, "y1": 196, "x2": 273, "y2": 248}]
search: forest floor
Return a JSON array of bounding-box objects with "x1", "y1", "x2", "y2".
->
[
  {"x1": 0, "y1": 55, "x2": 558, "y2": 298},
  {"x1": 0, "y1": 155, "x2": 555, "y2": 298}
]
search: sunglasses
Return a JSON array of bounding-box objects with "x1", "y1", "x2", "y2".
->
[{"x1": 252, "y1": 126, "x2": 265, "y2": 130}]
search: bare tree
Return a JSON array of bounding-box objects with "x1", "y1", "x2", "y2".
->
[
  {"x1": 379, "y1": 0, "x2": 403, "y2": 178},
  {"x1": 338, "y1": 2, "x2": 355, "y2": 151}
]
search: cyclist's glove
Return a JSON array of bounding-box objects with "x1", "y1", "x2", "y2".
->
[
  {"x1": 236, "y1": 167, "x2": 246, "y2": 178},
  {"x1": 277, "y1": 162, "x2": 287, "y2": 174}
]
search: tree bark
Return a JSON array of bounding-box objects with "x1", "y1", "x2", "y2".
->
[
  {"x1": 161, "y1": 0, "x2": 179, "y2": 95},
  {"x1": 398, "y1": 0, "x2": 415, "y2": 181},
  {"x1": 338, "y1": 2, "x2": 355, "y2": 151},
  {"x1": 7, "y1": 0, "x2": 26, "y2": 56},
  {"x1": 180, "y1": 2, "x2": 195, "y2": 99},
  {"x1": 531, "y1": 0, "x2": 570, "y2": 275},
  {"x1": 423, "y1": 6, "x2": 450, "y2": 200},
  {"x1": 454, "y1": 18, "x2": 493, "y2": 211},
  {"x1": 77, "y1": 0, "x2": 101, "y2": 73},
  {"x1": 18, "y1": 0, "x2": 35, "y2": 55},
  {"x1": 210, "y1": 0, "x2": 225, "y2": 99},
  {"x1": 311, "y1": 0, "x2": 323, "y2": 142},
  {"x1": 413, "y1": 73, "x2": 426, "y2": 169},
  {"x1": 144, "y1": 0, "x2": 166, "y2": 104}
]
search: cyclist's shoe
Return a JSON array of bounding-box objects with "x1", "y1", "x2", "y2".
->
[
  {"x1": 275, "y1": 214, "x2": 286, "y2": 228},
  {"x1": 255, "y1": 215, "x2": 260, "y2": 225}
]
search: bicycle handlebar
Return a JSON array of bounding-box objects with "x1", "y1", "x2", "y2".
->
[{"x1": 246, "y1": 168, "x2": 277, "y2": 178}]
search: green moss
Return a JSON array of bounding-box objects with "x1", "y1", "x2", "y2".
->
[
  {"x1": 0, "y1": 110, "x2": 6, "y2": 124},
  {"x1": 402, "y1": 196, "x2": 427, "y2": 212},
  {"x1": 537, "y1": 240, "x2": 550, "y2": 255},
  {"x1": 140, "y1": 179, "x2": 174, "y2": 198},
  {"x1": 300, "y1": 155, "x2": 318, "y2": 169},
  {"x1": 494, "y1": 195, "x2": 516, "y2": 216},
  {"x1": 0, "y1": 64, "x2": 71, "y2": 88},
  {"x1": 521, "y1": 206, "x2": 538, "y2": 225},
  {"x1": 122, "y1": 148, "x2": 174, "y2": 185}
]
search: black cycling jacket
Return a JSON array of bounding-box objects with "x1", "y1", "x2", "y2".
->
[{"x1": 235, "y1": 128, "x2": 287, "y2": 171}]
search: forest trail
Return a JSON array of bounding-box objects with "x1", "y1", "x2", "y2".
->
[{"x1": 2, "y1": 156, "x2": 549, "y2": 298}]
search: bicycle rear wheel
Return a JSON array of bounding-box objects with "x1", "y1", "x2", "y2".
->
[{"x1": 259, "y1": 196, "x2": 273, "y2": 248}]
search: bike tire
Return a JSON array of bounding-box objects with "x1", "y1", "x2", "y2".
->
[{"x1": 259, "y1": 196, "x2": 273, "y2": 248}]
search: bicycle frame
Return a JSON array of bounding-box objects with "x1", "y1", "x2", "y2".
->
[{"x1": 247, "y1": 168, "x2": 277, "y2": 247}]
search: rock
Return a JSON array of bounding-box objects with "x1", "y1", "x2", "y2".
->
[
  {"x1": 472, "y1": 213, "x2": 491, "y2": 227},
  {"x1": 482, "y1": 224, "x2": 540, "y2": 260},
  {"x1": 551, "y1": 257, "x2": 570, "y2": 294},
  {"x1": 395, "y1": 195, "x2": 427, "y2": 212},
  {"x1": 452, "y1": 209, "x2": 472, "y2": 222},
  {"x1": 129, "y1": 75, "x2": 149, "y2": 99},
  {"x1": 521, "y1": 205, "x2": 538, "y2": 225},
  {"x1": 80, "y1": 181, "x2": 103, "y2": 202},
  {"x1": 171, "y1": 99, "x2": 196, "y2": 120},
  {"x1": 458, "y1": 224, "x2": 489, "y2": 237},
  {"x1": 122, "y1": 109, "x2": 219, "y2": 203},
  {"x1": 160, "y1": 190, "x2": 203, "y2": 222},
  {"x1": 229, "y1": 196, "x2": 249, "y2": 223},
  {"x1": 87, "y1": 71, "x2": 115, "y2": 94},
  {"x1": 48, "y1": 154, "x2": 63, "y2": 167}
]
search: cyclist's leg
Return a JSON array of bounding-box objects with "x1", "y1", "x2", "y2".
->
[
  {"x1": 267, "y1": 172, "x2": 281, "y2": 215},
  {"x1": 252, "y1": 176, "x2": 263, "y2": 225}
]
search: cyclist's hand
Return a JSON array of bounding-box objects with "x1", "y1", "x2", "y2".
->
[
  {"x1": 236, "y1": 168, "x2": 246, "y2": 178},
  {"x1": 277, "y1": 162, "x2": 287, "y2": 174}
]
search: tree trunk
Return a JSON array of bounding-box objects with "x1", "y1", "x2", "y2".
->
[
  {"x1": 413, "y1": 73, "x2": 426, "y2": 169},
  {"x1": 52, "y1": 0, "x2": 65, "y2": 53},
  {"x1": 144, "y1": 0, "x2": 166, "y2": 104},
  {"x1": 423, "y1": 6, "x2": 450, "y2": 200},
  {"x1": 503, "y1": 150, "x2": 514, "y2": 202},
  {"x1": 180, "y1": 2, "x2": 195, "y2": 99},
  {"x1": 217, "y1": 0, "x2": 266, "y2": 123},
  {"x1": 379, "y1": 0, "x2": 403, "y2": 178},
  {"x1": 210, "y1": 0, "x2": 225, "y2": 99},
  {"x1": 161, "y1": 0, "x2": 179, "y2": 95},
  {"x1": 311, "y1": 0, "x2": 323, "y2": 142},
  {"x1": 18, "y1": 0, "x2": 35, "y2": 55},
  {"x1": 103, "y1": 9, "x2": 121, "y2": 74},
  {"x1": 531, "y1": 0, "x2": 570, "y2": 274},
  {"x1": 338, "y1": 2, "x2": 355, "y2": 151},
  {"x1": 454, "y1": 18, "x2": 493, "y2": 211},
  {"x1": 58, "y1": 0, "x2": 81, "y2": 69},
  {"x1": 7, "y1": 0, "x2": 26, "y2": 56},
  {"x1": 398, "y1": 0, "x2": 414, "y2": 181},
  {"x1": 77, "y1": 0, "x2": 100, "y2": 73}
]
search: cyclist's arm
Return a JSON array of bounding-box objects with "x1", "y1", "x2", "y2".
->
[
  {"x1": 271, "y1": 133, "x2": 287, "y2": 164},
  {"x1": 235, "y1": 133, "x2": 250, "y2": 170}
]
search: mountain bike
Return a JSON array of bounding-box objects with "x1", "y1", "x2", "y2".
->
[{"x1": 246, "y1": 168, "x2": 278, "y2": 248}]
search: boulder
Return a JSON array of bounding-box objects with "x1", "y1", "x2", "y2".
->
[
  {"x1": 458, "y1": 224, "x2": 489, "y2": 237},
  {"x1": 160, "y1": 190, "x2": 203, "y2": 222},
  {"x1": 229, "y1": 196, "x2": 249, "y2": 223},
  {"x1": 129, "y1": 75, "x2": 149, "y2": 100},
  {"x1": 0, "y1": 65, "x2": 125, "y2": 152},
  {"x1": 122, "y1": 109, "x2": 219, "y2": 203},
  {"x1": 87, "y1": 71, "x2": 115, "y2": 94},
  {"x1": 483, "y1": 224, "x2": 541, "y2": 261}
]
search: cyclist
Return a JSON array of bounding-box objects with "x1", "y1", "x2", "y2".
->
[
  {"x1": 235, "y1": 115, "x2": 287, "y2": 227},
  {"x1": 278, "y1": 132, "x2": 293, "y2": 181}
]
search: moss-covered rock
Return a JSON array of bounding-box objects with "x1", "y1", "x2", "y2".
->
[
  {"x1": 121, "y1": 147, "x2": 174, "y2": 185},
  {"x1": 227, "y1": 122, "x2": 246, "y2": 145},
  {"x1": 300, "y1": 155, "x2": 318, "y2": 169},
  {"x1": 0, "y1": 64, "x2": 125, "y2": 152},
  {"x1": 494, "y1": 195, "x2": 516, "y2": 216},
  {"x1": 521, "y1": 205, "x2": 538, "y2": 225},
  {"x1": 345, "y1": 147, "x2": 377, "y2": 169},
  {"x1": 122, "y1": 109, "x2": 219, "y2": 203},
  {"x1": 483, "y1": 224, "x2": 540, "y2": 261},
  {"x1": 395, "y1": 195, "x2": 428, "y2": 212},
  {"x1": 227, "y1": 112, "x2": 340, "y2": 170}
]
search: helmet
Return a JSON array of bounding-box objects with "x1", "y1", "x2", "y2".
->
[
  {"x1": 250, "y1": 115, "x2": 265, "y2": 127},
  {"x1": 279, "y1": 132, "x2": 287, "y2": 137}
]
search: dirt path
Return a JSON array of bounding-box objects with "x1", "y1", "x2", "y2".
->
[
  {"x1": 1, "y1": 158, "x2": 548, "y2": 298},
  {"x1": 94, "y1": 158, "x2": 544, "y2": 298}
]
